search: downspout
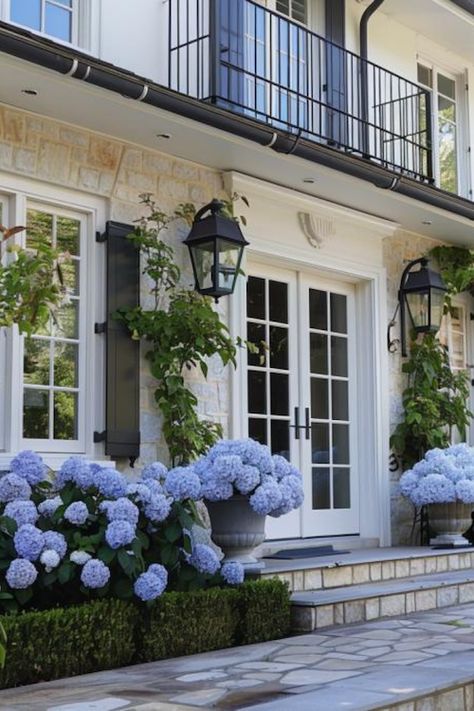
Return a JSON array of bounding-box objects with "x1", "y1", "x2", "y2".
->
[{"x1": 360, "y1": 0, "x2": 386, "y2": 157}]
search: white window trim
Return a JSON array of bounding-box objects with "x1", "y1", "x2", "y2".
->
[
  {"x1": 0, "y1": 173, "x2": 107, "y2": 467},
  {"x1": 0, "y1": 0, "x2": 100, "y2": 54},
  {"x1": 417, "y1": 53, "x2": 471, "y2": 199}
]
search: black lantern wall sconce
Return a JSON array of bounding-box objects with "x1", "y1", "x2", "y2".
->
[
  {"x1": 387, "y1": 257, "x2": 448, "y2": 357},
  {"x1": 183, "y1": 199, "x2": 249, "y2": 302}
]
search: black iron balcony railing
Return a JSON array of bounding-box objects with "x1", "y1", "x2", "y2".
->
[{"x1": 169, "y1": 0, "x2": 433, "y2": 184}]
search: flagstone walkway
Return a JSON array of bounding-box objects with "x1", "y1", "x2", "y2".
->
[{"x1": 4, "y1": 603, "x2": 474, "y2": 710}]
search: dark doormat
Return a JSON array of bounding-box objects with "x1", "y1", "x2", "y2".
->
[{"x1": 265, "y1": 545, "x2": 351, "y2": 560}]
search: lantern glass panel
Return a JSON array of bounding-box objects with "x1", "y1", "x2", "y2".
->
[
  {"x1": 192, "y1": 240, "x2": 215, "y2": 291},
  {"x1": 406, "y1": 289, "x2": 429, "y2": 330},
  {"x1": 217, "y1": 239, "x2": 241, "y2": 291},
  {"x1": 431, "y1": 288, "x2": 446, "y2": 332}
]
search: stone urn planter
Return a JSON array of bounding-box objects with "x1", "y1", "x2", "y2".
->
[
  {"x1": 428, "y1": 501, "x2": 473, "y2": 547},
  {"x1": 206, "y1": 495, "x2": 266, "y2": 571}
]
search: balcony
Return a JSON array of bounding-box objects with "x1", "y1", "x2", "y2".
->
[{"x1": 168, "y1": 0, "x2": 433, "y2": 184}]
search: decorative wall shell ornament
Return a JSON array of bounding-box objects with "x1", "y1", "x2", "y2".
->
[{"x1": 297, "y1": 212, "x2": 335, "y2": 249}]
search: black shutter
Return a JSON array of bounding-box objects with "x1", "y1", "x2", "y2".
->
[
  {"x1": 325, "y1": 0, "x2": 348, "y2": 146},
  {"x1": 97, "y1": 221, "x2": 140, "y2": 462}
]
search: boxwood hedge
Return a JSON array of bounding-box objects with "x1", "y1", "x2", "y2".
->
[{"x1": 0, "y1": 579, "x2": 290, "y2": 689}]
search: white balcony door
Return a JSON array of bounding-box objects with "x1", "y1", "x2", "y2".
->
[{"x1": 245, "y1": 264, "x2": 359, "y2": 539}]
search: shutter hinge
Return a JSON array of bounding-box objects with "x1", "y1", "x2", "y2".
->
[
  {"x1": 94, "y1": 322, "x2": 107, "y2": 334},
  {"x1": 96, "y1": 230, "x2": 107, "y2": 243},
  {"x1": 93, "y1": 431, "x2": 106, "y2": 443}
]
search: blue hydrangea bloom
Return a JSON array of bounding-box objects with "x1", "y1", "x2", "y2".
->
[
  {"x1": 70, "y1": 551, "x2": 91, "y2": 565},
  {"x1": 64, "y1": 501, "x2": 89, "y2": 525},
  {"x1": 142, "y1": 462, "x2": 167, "y2": 482},
  {"x1": 40, "y1": 549, "x2": 60, "y2": 571},
  {"x1": 399, "y1": 470, "x2": 420, "y2": 497},
  {"x1": 188, "y1": 544, "x2": 220, "y2": 575},
  {"x1": 14, "y1": 524, "x2": 44, "y2": 561},
  {"x1": 272, "y1": 455, "x2": 293, "y2": 481},
  {"x1": 456, "y1": 479, "x2": 474, "y2": 503},
  {"x1": 201, "y1": 475, "x2": 233, "y2": 501},
  {"x1": 165, "y1": 466, "x2": 201, "y2": 501},
  {"x1": 134, "y1": 565, "x2": 168, "y2": 601},
  {"x1": 144, "y1": 494, "x2": 172, "y2": 523},
  {"x1": 56, "y1": 456, "x2": 93, "y2": 490},
  {"x1": 38, "y1": 496, "x2": 62, "y2": 518},
  {"x1": 3, "y1": 500, "x2": 38, "y2": 526},
  {"x1": 105, "y1": 520, "x2": 136, "y2": 549},
  {"x1": 96, "y1": 468, "x2": 128, "y2": 499},
  {"x1": 127, "y1": 482, "x2": 153, "y2": 503},
  {"x1": 221, "y1": 561, "x2": 244, "y2": 585},
  {"x1": 80, "y1": 559, "x2": 110, "y2": 589},
  {"x1": 249, "y1": 481, "x2": 283, "y2": 515},
  {"x1": 211, "y1": 455, "x2": 242, "y2": 483},
  {"x1": 6, "y1": 558, "x2": 38, "y2": 589},
  {"x1": 234, "y1": 465, "x2": 261, "y2": 495},
  {"x1": 411, "y1": 473, "x2": 456, "y2": 506},
  {"x1": 0, "y1": 473, "x2": 31, "y2": 502},
  {"x1": 43, "y1": 531, "x2": 67, "y2": 558},
  {"x1": 10, "y1": 450, "x2": 46, "y2": 485},
  {"x1": 105, "y1": 497, "x2": 139, "y2": 526}
]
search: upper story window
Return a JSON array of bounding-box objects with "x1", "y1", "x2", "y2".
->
[
  {"x1": 10, "y1": 0, "x2": 75, "y2": 43},
  {"x1": 417, "y1": 61, "x2": 464, "y2": 196},
  {"x1": 275, "y1": 0, "x2": 307, "y2": 24}
]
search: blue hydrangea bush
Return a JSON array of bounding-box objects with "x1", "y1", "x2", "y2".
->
[
  {"x1": 0, "y1": 450, "x2": 244, "y2": 613},
  {"x1": 194, "y1": 439, "x2": 304, "y2": 516},
  {"x1": 399, "y1": 443, "x2": 474, "y2": 506}
]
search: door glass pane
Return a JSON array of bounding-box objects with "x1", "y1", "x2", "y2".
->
[
  {"x1": 24, "y1": 339, "x2": 50, "y2": 386},
  {"x1": 23, "y1": 389, "x2": 49, "y2": 439},
  {"x1": 26, "y1": 209, "x2": 53, "y2": 249},
  {"x1": 55, "y1": 302, "x2": 78, "y2": 339},
  {"x1": 309, "y1": 289, "x2": 327, "y2": 330},
  {"x1": 332, "y1": 380, "x2": 348, "y2": 421},
  {"x1": 310, "y1": 333, "x2": 328, "y2": 374},
  {"x1": 333, "y1": 424, "x2": 350, "y2": 464},
  {"x1": 439, "y1": 120, "x2": 457, "y2": 193},
  {"x1": 438, "y1": 73, "x2": 456, "y2": 100},
  {"x1": 270, "y1": 373, "x2": 289, "y2": 415},
  {"x1": 249, "y1": 418, "x2": 267, "y2": 445},
  {"x1": 417, "y1": 64, "x2": 432, "y2": 88},
  {"x1": 247, "y1": 277, "x2": 266, "y2": 319},
  {"x1": 334, "y1": 468, "x2": 351, "y2": 509},
  {"x1": 269, "y1": 281, "x2": 288, "y2": 323},
  {"x1": 270, "y1": 326, "x2": 288, "y2": 369},
  {"x1": 54, "y1": 342, "x2": 78, "y2": 388},
  {"x1": 271, "y1": 420, "x2": 290, "y2": 459},
  {"x1": 331, "y1": 336, "x2": 348, "y2": 377},
  {"x1": 311, "y1": 378, "x2": 328, "y2": 419},
  {"x1": 248, "y1": 371, "x2": 266, "y2": 414},
  {"x1": 56, "y1": 216, "x2": 80, "y2": 254},
  {"x1": 312, "y1": 423, "x2": 329, "y2": 464},
  {"x1": 330, "y1": 293, "x2": 347, "y2": 334},
  {"x1": 312, "y1": 468, "x2": 330, "y2": 509}
]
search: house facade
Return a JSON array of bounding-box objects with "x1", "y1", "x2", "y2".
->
[{"x1": 0, "y1": 0, "x2": 473, "y2": 548}]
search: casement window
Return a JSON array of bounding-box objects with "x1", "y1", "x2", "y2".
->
[
  {"x1": 417, "y1": 61, "x2": 466, "y2": 196},
  {"x1": 275, "y1": 0, "x2": 307, "y2": 24},
  {"x1": 21, "y1": 205, "x2": 86, "y2": 451},
  {"x1": 10, "y1": 0, "x2": 76, "y2": 43}
]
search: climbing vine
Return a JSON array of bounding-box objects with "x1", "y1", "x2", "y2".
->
[
  {"x1": 391, "y1": 245, "x2": 474, "y2": 470},
  {"x1": 118, "y1": 193, "x2": 253, "y2": 466}
]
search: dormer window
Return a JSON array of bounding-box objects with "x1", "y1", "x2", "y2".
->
[{"x1": 10, "y1": 0, "x2": 75, "y2": 43}]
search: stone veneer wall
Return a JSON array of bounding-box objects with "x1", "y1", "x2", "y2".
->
[
  {"x1": 383, "y1": 231, "x2": 442, "y2": 544},
  {"x1": 0, "y1": 105, "x2": 231, "y2": 471}
]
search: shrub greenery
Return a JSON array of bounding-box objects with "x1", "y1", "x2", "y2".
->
[{"x1": 0, "y1": 579, "x2": 289, "y2": 689}]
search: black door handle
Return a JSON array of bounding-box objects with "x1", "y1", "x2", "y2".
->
[{"x1": 305, "y1": 407, "x2": 311, "y2": 440}]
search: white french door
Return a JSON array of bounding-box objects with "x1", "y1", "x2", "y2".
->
[{"x1": 245, "y1": 264, "x2": 359, "y2": 539}]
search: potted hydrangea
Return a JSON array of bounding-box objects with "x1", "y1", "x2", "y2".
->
[
  {"x1": 193, "y1": 439, "x2": 304, "y2": 569},
  {"x1": 399, "y1": 443, "x2": 474, "y2": 546}
]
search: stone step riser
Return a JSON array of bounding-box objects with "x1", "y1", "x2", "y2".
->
[
  {"x1": 292, "y1": 580, "x2": 474, "y2": 633},
  {"x1": 261, "y1": 550, "x2": 474, "y2": 594}
]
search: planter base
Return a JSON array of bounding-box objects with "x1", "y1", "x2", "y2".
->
[
  {"x1": 430, "y1": 533, "x2": 470, "y2": 547},
  {"x1": 206, "y1": 496, "x2": 266, "y2": 572}
]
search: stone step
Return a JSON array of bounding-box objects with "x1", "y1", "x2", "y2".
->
[
  {"x1": 260, "y1": 545, "x2": 474, "y2": 593},
  {"x1": 291, "y1": 569, "x2": 474, "y2": 632}
]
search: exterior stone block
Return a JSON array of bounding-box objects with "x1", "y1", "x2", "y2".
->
[
  {"x1": 365, "y1": 598, "x2": 380, "y2": 620},
  {"x1": 380, "y1": 593, "x2": 406, "y2": 617},
  {"x1": 353, "y1": 564, "x2": 370, "y2": 584},
  {"x1": 14, "y1": 148, "x2": 36, "y2": 173},
  {"x1": 78, "y1": 167, "x2": 100, "y2": 191},
  {"x1": 304, "y1": 569, "x2": 322, "y2": 590},
  {"x1": 4, "y1": 111, "x2": 25, "y2": 143},
  {"x1": 382, "y1": 560, "x2": 395, "y2": 580},
  {"x1": 409, "y1": 558, "x2": 425, "y2": 576},
  {"x1": 436, "y1": 556, "x2": 449, "y2": 573},
  {"x1": 424, "y1": 557, "x2": 438, "y2": 574},
  {"x1": 323, "y1": 566, "x2": 352, "y2": 588},
  {"x1": 59, "y1": 128, "x2": 89, "y2": 146},
  {"x1": 88, "y1": 137, "x2": 121, "y2": 170},
  {"x1": 344, "y1": 600, "x2": 365, "y2": 623},
  {"x1": 415, "y1": 589, "x2": 437, "y2": 611},
  {"x1": 395, "y1": 560, "x2": 410, "y2": 578},
  {"x1": 436, "y1": 586, "x2": 458, "y2": 607},
  {"x1": 448, "y1": 554, "x2": 460, "y2": 570},
  {"x1": 291, "y1": 606, "x2": 315, "y2": 633},
  {"x1": 0, "y1": 142, "x2": 14, "y2": 168},
  {"x1": 370, "y1": 562, "x2": 382, "y2": 581},
  {"x1": 406, "y1": 592, "x2": 415, "y2": 613},
  {"x1": 316, "y1": 605, "x2": 334, "y2": 628},
  {"x1": 334, "y1": 603, "x2": 344, "y2": 624},
  {"x1": 459, "y1": 582, "x2": 474, "y2": 603},
  {"x1": 293, "y1": 572, "x2": 304, "y2": 592},
  {"x1": 37, "y1": 140, "x2": 70, "y2": 183},
  {"x1": 435, "y1": 688, "x2": 464, "y2": 711}
]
